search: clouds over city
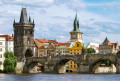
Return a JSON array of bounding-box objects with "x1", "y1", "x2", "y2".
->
[{"x1": 0, "y1": 0, "x2": 120, "y2": 43}]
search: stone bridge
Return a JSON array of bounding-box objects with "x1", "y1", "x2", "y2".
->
[{"x1": 23, "y1": 54, "x2": 120, "y2": 73}]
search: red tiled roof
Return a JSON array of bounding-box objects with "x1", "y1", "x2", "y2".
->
[
  {"x1": 111, "y1": 43, "x2": 117, "y2": 49},
  {"x1": 0, "y1": 35, "x2": 14, "y2": 41},
  {"x1": 108, "y1": 42, "x2": 112, "y2": 45},
  {"x1": 36, "y1": 39, "x2": 58, "y2": 44},
  {"x1": 57, "y1": 43, "x2": 71, "y2": 47},
  {"x1": 39, "y1": 45, "x2": 45, "y2": 49}
]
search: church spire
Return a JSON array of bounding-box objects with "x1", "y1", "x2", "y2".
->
[
  {"x1": 19, "y1": 7, "x2": 29, "y2": 24},
  {"x1": 72, "y1": 12, "x2": 80, "y2": 32}
]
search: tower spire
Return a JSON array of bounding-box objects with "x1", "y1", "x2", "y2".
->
[
  {"x1": 19, "y1": 7, "x2": 29, "y2": 23},
  {"x1": 73, "y1": 11, "x2": 80, "y2": 32}
]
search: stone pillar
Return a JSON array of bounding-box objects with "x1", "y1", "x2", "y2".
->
[
  {"x1": 78, "y1": 62, "x2": 90, "y2": 73},
  {"x1": 16, "y1": 61, "x2": 25, "y2": 73},
  {"x1": 116, "y1": 59, "x2": 120, "y2": 74},
  {"x1": 44, "y1": 62, "x2": 54, "y2": 73}
]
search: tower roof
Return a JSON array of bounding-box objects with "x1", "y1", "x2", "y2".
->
[
  {"x1": 103, "y1": 37, "x2": 110, "y2": 43},
  {"x1": 19, "y1": 8, "x2": 29, "y2": 23},
  {"x1": 70, "y1": 12, "x2": 82, "y2": 33}
]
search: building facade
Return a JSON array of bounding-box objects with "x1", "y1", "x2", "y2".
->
[
  {"x1": 13, "y1": 7, "x2": 35, "y2": 59},
  {"x1": 56, "y1": 43, "x2": 71, "y2": 55},
  {"x1": 83, "y1": 42, "x2": 99, "y2": 53},
  {"x1": 34, "y1": 39, "x2": 58, "y2": 57},
  {"x1": 69, "y1": 42, "x2": 85, "y2": 72},
  {"x1": 0, "y1": 35, "x2": 14, "y2": 70},
  {"x1": 99, "y1": 37, "x2": 119, "y2": 54}
]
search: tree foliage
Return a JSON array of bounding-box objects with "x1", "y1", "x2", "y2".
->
[
  {"x1": 25, "y1": 49, "x2": 33, "y2": 58},
  {"x1": 104, "y1": 61, "x2": 112, "y2": 67},
  {"x1": 117, "y1": 51, "x2": 120, "y2": 55},
  {"x1": 3, "y1": 51, "x2": 17, "y2": 73},
  {"x1": 87, "y1": 48, "x2": 96, "y2": 54}
]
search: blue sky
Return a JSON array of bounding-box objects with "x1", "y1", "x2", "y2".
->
[{"x1": 0, "y1": 0, "x2": 120, "y2": 44}]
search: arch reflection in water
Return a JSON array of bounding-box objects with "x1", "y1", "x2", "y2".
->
[{"x1": 90, "y1": 60, "x2": 117, "y2": 74}]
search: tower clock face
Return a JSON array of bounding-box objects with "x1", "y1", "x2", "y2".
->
[{"x1": 73, "y1": 35, "x2": 76, "y2": 39}]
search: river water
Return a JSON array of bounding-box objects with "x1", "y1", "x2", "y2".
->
[{"x1": 0, "y1": 73, "x2": 120, "y2": 81}]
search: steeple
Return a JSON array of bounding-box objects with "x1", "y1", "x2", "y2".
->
[
  {"x1": 103, "y1": 37, "x2": 110, "y2": 43},
  {"x1": 69, "y1": 12, "x2": 83, "y2": 42},
  {"x1": 72, "y1": 12, "x2": 80, "y2": 33},
  {"x1": 19, "y1": 8, "x2": 29, "y2": 23}
]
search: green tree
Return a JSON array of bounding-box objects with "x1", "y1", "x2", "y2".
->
[
  {"x1": 104, "y1": 61, "x2": 111, "y2": 67},
  {"x1": 87, "y1": 48, "x2": 96, "y2": 54},
  {"x1": 3, "y1": 51, "x2": 17, "y2": 73},
  {"x1": 25, "y1": 49, "x2": 33, "y2": 58},
  {"x1": 117, "y1": 51, "x2": 120, "y2": 55}
]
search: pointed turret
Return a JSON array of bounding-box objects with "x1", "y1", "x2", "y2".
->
[
  {"x1": 13, "y1": 19, "x2": 15, "y2": 24},
  {"x1": 19, "y1": 8, "x2": 29, "y2": 23},
  {"x1": 29, "y1": 16, "x2": 32, "y2": 23},
  {"x1": 33, "y1": 19, "x2": 34, "y2": 24},
  {"x1": 103, "y1": 37, "x2": 110, "y2": 43}
]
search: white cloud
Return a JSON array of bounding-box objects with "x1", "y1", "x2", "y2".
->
[
  {"x1": 1, "y1": 0, "x2": 54, "y2": 7},
  {"x1": 0, "y1": 0, "x2": 120, "y2": 44}
]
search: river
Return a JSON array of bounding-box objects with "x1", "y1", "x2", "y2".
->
[{"x1": 0, "y1": 73, "x2": 120, "y2": 81}]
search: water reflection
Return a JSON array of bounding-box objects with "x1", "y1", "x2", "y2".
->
[{"x1": 0, "y1": 73, "x2": 120, "y2": 81}]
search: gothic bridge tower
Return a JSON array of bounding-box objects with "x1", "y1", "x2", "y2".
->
[
  {"x1": 70, "y1": 13, "x2": 83, "y2": 42},
  {"x1": 13, "y1": 7, "x2": 35, "y2": 59}
]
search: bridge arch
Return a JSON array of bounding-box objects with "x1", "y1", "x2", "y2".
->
[
  {"x1": 90, "y1": 58, "x2": 117, "y2": 73},
  {"x1": 24, "y1": 60, "x2": 45, "y2": 73},
  {"x1": 53, "y1": 58, "x2": 79, "y2": 73}
]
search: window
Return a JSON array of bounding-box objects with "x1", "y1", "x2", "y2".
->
[
  {"x1": 0, "y1": 61, "x2": 2, "y2": 65},
  {"x1": 0, "y1": 48, "x2": 2, "y2": 51},
  {"x1": 74, "y1": 65, "x2": 76, "y2": 68},
  {"x1": 0, "y1": 42, "x2": 2, "y2": 45},
  {"x1": 30, "y1": 31, "x2": 33, "y2": 35},
  {"x1": 77, "y1": 44, "x2": 79, "y2": 47},
  {"x1": 73, "y1": 35, "x2": 76, "y2": 39},
  {"x1": 0, "y1": 54, "x2": 2, "y2": 58}
]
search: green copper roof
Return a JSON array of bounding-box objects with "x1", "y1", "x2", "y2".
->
[
  {"x1": 69, "y1": 42, "x2": 75, "y2": 48},
  {"x1": 82, "y1": 42, "x2": 90, "y2": 47},
  {"x1": 70, "y1": 12, "x2": 82, "y2": 33}
]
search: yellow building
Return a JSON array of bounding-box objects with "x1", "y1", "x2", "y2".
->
[{"x1": 69, "y1": 42, "x2": 84, "y2": 72}]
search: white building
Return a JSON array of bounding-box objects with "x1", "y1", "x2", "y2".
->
[
  {"x1": 83, "y1": 42, "x2": 99, "y2": 53},
  {"x1": 0, "y1": 35, "x2": 14, "y2": 70}
]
